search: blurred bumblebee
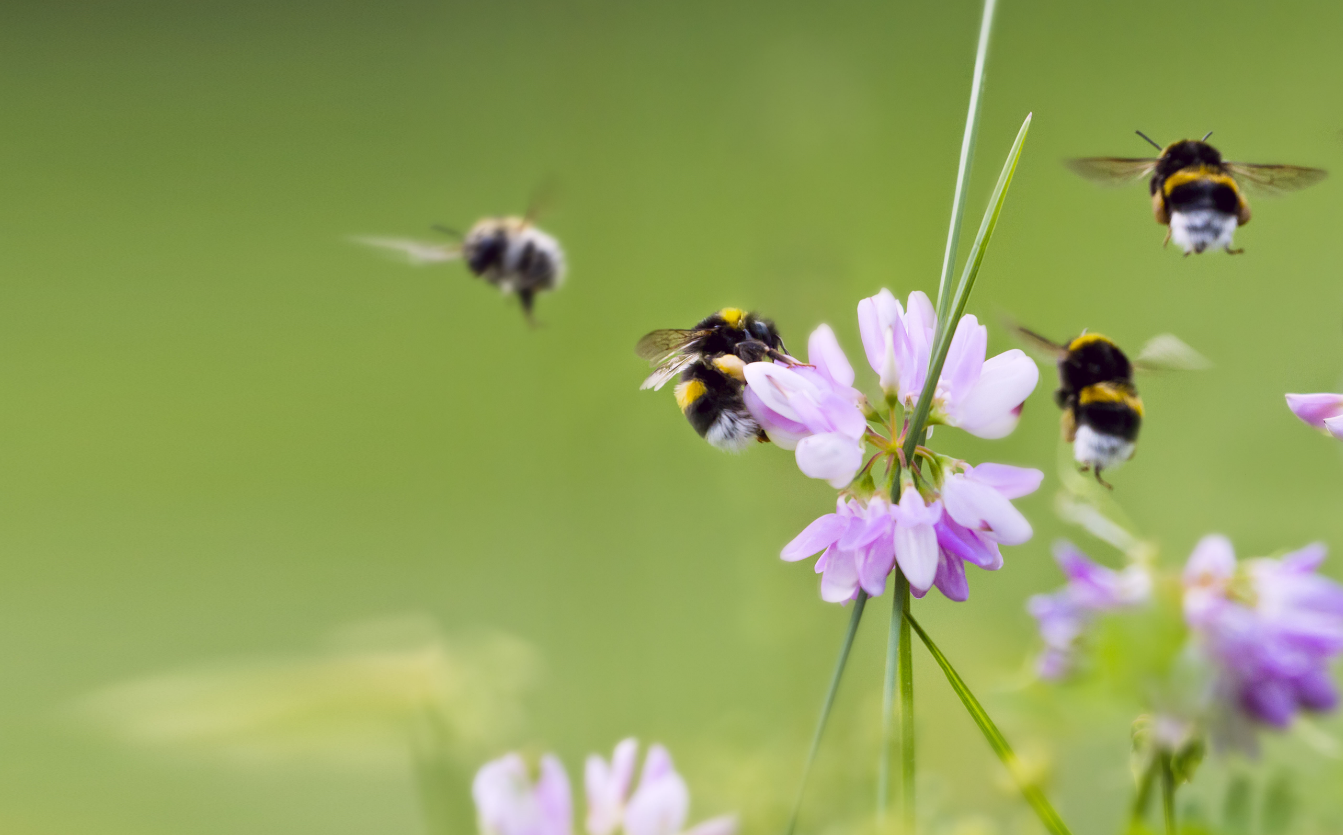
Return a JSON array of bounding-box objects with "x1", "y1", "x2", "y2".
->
[
  {"x1": 356, "y1": 212, "x2": 565, "y2": 325},
  {"x1": 1069, "y1": 131, "x2": 1326, "y2": 255},
  {"x1": 637, "y1": 308, "x2": 792, "y2": 452},
  {"x1": 1018, "y1": 328, "x2": 1208, "y2": 488}
]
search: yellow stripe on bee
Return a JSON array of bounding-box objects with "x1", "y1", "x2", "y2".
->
[
  {"x1": 712, "y1": 354, "x2": 747, "y2": 381},
  {"x1": 1067, "y1": 333, "x2": 1115, "y2": 352},
  {"x1": 719, "y1": 308, "x2": 746, "y2": 328},
  {"x1": 675, "y1": 379, "x2": 706, "y2": 411},
  {"x1": 1079, "y1": 382, "x2": 1144, "y2": 417},
  {"x1": 1163, "y1": 166, "x2": 1240, "y2": 196}
]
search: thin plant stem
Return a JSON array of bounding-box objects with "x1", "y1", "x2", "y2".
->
[
  {"x1": 935, "y1": 0, "x2": 999, "y2": 312},
  {"x1": 879, "y1": 464, "x2": 904, "y2": 828},
  {"x1": 785, "y1": 591, "x2": 869, "y2": 835},
  {"x1": 907, "y1": 613, "x2": 1073, "y2": 835},
  {"x1": 897, "y1": 572, "x2": 914, "y2": 833},
  {"x1": 1130, "y1": 756, "x2": 1158, "y2": 830},
  {"x1": 1160, "y1": 752, "x2": 1177, "y2": 835}
]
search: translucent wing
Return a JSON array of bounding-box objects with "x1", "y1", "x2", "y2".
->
[
  {"x1": 636, "y1": 329, "x2": 709, "y2": 391},
  {"x1": 1224, "y1": 162, "x2": 1328, "y2": 195},
  {"x1": 352, "y1": 237, "x2": 461, "y2": 265},
  {"x1": 1133, "y1": 334, "x2": 1211, "y2": 372},
  {"x1": 1013, "y1": 326, "x2": 1068, "y2": 360},
  {"x1": 1066, "y1": 157, "x2": 1159, "y2": 186}
]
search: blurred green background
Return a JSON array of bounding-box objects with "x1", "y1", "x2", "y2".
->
[{"x1": 3, "y1": 0, "x2": 1343, "y2": 832}]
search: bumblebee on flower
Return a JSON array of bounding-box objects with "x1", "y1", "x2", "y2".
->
[{"x1": 739, "y1": 288, "x2": 1042, "y2": 602}]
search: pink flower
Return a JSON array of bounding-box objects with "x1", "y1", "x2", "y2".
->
[
  {"x1": 1286, "y1": 393, "x2": 1343, "y2": 439},
  {"x1": 782, "y1": 496, "x2": 897, "y2": 603},
  {"x1": 939, "y1": 463, "x2": 1039, "y2": 546},
  {"x1": 856, "y1": 289, "x2": 1038, "y2": 439},
  {"x1": 744, "y1": 325, "x2": 867, "y2": 488},
  {"x1": 587, "y1": 741, "x2": 737, "y2": 835},
  {"x1": 474, "y1": 753, "x2": 573, "y2": 835}
]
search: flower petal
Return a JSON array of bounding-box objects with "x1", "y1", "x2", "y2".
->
[
  {"x1": 781, "y1": 512, "x2": 846, "y2": 562},
  {"x1": 933, "y1": 550, "x2": 969, "y2": 602},
  {"x1": 965, "y1": 463, "x2": 1043, "y2": 500},
  {"x1": 820, "y1": 549, "x2": 861, "y2": 603},
  {"x1": 623, "y1": 761, "x2": 688, "y2": 835},
  {"x1": 948, "y1": 350, "x2": 1039, "y2": 439},
  {"x1": 1285, "y1": 392, "x2": 1343, "y2": 429},
  {"x1": 942, "y1": 474, "x2": 1033, "y2": 545},
  {"x1": 1325, "y1": 414, "x2": 1343, "y2": 441},
  {"x1": 1183, "y1": 534, "x2": 1236, "y2": 586},
  {"x1": 808, "y1": 324, "x2": 855, "y2": 388},
  {"x1": 893, "y1": 518, "x2": 939, "y2": 592},
  {"x1": 684, "y1": 816, "x2": 739, "y2": 835},
  {"x1": 941, "y1": 315, "x2": 987, "y2": 403},
  {"x1": 537, "y1": 755, "x2": 574, "y2": 835},
  {"x1": 795, "y1": 433, "x2": 864, "y2": 488}
]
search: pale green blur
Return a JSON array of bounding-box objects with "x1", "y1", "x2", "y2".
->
[{"x1": 2, "y1": 0, "x2": 1343, "y2": 833}]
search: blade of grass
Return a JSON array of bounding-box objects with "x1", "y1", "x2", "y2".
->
[
  {"x1": 785, "y1": 591, "x2": 869, "y2": 835},
  {"x1": 1160, "y1": 753, "x2": 1176, "y2": 835},
  {"x1": 934, "y1": 0, "x2": 999, "y2": 314},
  {"x1": 906, "y1": 613, "x2": 1073, "y2": 835},
  {"x1": 878, "y1": 569, "x2": 914, "y2": 831},
  {"x1": 901, "y1": 111, "x2": 1031, "y2": 466}
]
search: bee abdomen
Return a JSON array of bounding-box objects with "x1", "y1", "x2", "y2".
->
[{"x1": 677, "y1": 363, "x2": 759, "y2": 452}]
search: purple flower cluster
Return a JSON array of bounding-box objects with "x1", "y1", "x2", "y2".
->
[
  {"x1": 745, "y1": 289, "x2": 1042, "y2": 603},
  {"x1": 474, "y1": 741, "x2": 734, "y2": 835},
  {"x1": 1027, "y1": 541, "x2": 1151, "y2": 679},
  {"x1": 1183, "y1": 535, "x2": 1343, "y2": 728}
]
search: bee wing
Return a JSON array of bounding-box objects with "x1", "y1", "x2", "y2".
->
[
  {"x1": 1012, "y1": 325, "x2": 1068, "y2": 360},
  {"x1": 640, "y1": 354, "x2": 700, "y2": 391},
  {"x1": 1065, "y1": 157, "x2": 1159, "y2": 186},
  {"x1": 352, "y1": 237, "x2": 462, "y2": 265},
  {"x1": 636, "y1": 329, "x2": 710, "y2": 391},
  {"x1": 1224, "y1": 162, "x2": 1328, "y2": 195},
  {"x1": 1132, "y1": 334, "x2": 1211, "y2": 372}
]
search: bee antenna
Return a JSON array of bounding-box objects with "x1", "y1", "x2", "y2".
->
[
  {"x1": 1134, "y1": 130, "x2": 1163, "y2": 151},
  {"x1": 432, "y1": 224, "x2": 462, "y2": 240},
  {"x1": 1201, "y1": 130, "x2": 1214, "y2": 142}
]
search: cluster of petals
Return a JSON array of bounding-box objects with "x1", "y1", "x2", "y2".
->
[
  {"x1": 1285, "y1": 393, "x2": 1343, "y2": 440},
  {"x1": 781, "y1": 463, "x2": 1041, "y2": 603},
  {"x1": 1027, "y1": 541, "x2": 1151, "y2": 680},
  {"x1": 473, "y1": 741, "x2": 735, "y2": 835},
  {"x1": 1183, "y1": 535, "x2": 1343, "y2": 728},
  {"x1": 857, "y1": 289, "x2": 1038, "y2": 438}
]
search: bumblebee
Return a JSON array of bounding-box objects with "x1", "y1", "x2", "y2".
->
[
  {"x1": 637, "y1": 308, "x2": 790, "y2": 452},
  {"x1": 356, "y1": 215, "x2": 565, "y2": 324},
  {"x1": 1069, "y1": 131, "x2": 1326, "y2": 255},
  {"x1": 1018, "y1": 329, "x2": 1208, "y2": 488}
]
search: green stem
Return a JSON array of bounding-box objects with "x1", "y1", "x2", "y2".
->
[
  {"x1": 1160, "y1": 752, "x2": 1177, "y2": 835},
  {"x1": 897, "y1": 573, "x2": 914, "y2": 833},
  {"x1": 879, "y1": 585, "x2": 898, "y2": 827},
  {"x1": 906, "y1": 613, "x2": 1073, "y2": 835},
  {"x1": 934, "y1": 0, "x2": 998, "y2": 311},
  {"x1": 785, "y1": 591, "x2": 869, "y2": 835},
  {"x1": 1130, "y1": 756, "x2": 1158, "y2": 830}
]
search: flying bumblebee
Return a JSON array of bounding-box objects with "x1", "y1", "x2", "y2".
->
[
  {"x1": 1068, "y1": 131, "x2": 1326, "y2": 255},
  {"x1": 637, "y1": 308, "x2": 792, "y2": 452},
  {"x1": 356, "y1": 213, "x2": 565, "y2": 325},
  {"x1": 1017, "y1": 328, "x2": 1208, "y2": 488}
]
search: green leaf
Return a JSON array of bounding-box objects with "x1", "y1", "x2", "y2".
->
[
  {"x1": 784, "y1": 591, "x2": 868, "y2": 835},
  {"x1": 1260, "y1": 770, "x2": 1297, "y2": 835},
  {"x1": 1170, "y1": 738, "x2": 1204, "y2": 786},
  {"x1": 906, "y1": 613, "x2": 1073, "y2": 835},
  {"x1": 901, "y1": 111, "x2": 1032, "y2": 465}
]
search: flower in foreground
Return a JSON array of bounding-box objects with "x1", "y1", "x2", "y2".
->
[
  {"x1": 1183, "y1": 535, "x2": 1343, "y2": 729},
  {"x1": 475, "y1": 752, "x2": 573, "y2": 835},
  {"x1": 1027, "y1": 541, "x2": 1151, "y2": 679},
  {"x1": 1285, "y1": 392, "x2": 1343, "y2": 439},
  {"x1": 478, "y1": 742, "x2": 736, "y2": 835}
]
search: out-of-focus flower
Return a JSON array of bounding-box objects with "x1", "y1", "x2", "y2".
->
[
  {"x1": 856, "y1": 289, "x2": 1038, "y2": 438},
  {"x1": 1028, "y1": 541, "x2": 1151, "y2": 679},
  {"x1": 475, "y1": 753, "x2": 573, "y2": 835},
  {"x1": 582, "y1": 740, "x2": 736, "y2": 835},
  {"x1": 1183, "y1": 535, "x2": 1343, "y2": 729},
  {"x1": 744, "y1": 326, "x2": 867, "y2": 488},
  {"x1": 1285, "y1": 392, "x2": 1343, "y2": 439}
]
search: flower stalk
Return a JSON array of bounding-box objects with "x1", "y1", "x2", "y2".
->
[{"x1": 1160, "y1": 752, "x2": 1176, "y2": 835}]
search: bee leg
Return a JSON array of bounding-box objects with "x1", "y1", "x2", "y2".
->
[
  {"x1": 1225, "y1": 245, "x2": 1245, "y2": 255},
  {"x1": 755, "y1": 428, "x2": 771, "y2": 444},
  {"x1": 518, "y1": 289, "x2": 540, "y2": 328},
  {"x1": 1093, "y1": 467, "x2": 1114, "y2": 491},
  {"x1": 1162, "y1": 228, "x2": 1172, "y2": 248}
]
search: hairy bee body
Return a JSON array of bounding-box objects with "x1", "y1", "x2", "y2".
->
[
  {"x1": 462, "y1": 217, "x2": 566, "y2": 317},
  {"x1": 1149, "y1": 141, "x2": 1249, "y2": 255},
  {"x1": 638, "y1": 308, "x2": 786, "y2": 452},
  {"x1": 1052, "y1": 334, "x2": 1144, "y2": 482}
]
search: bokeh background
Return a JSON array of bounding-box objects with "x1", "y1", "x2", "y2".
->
[{"x1": 3, "y1": 0, "x2": 1343, "y2": 832}]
